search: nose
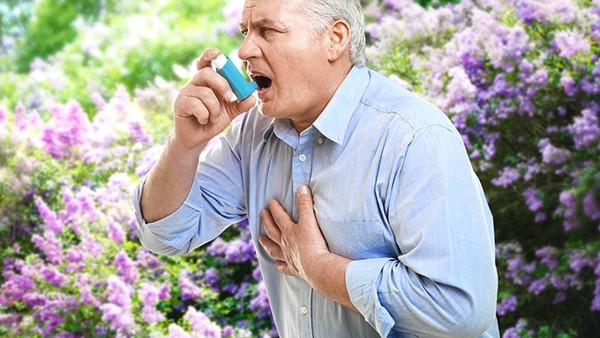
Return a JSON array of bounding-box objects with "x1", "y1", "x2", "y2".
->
[{"x1": 238, "y1": 33, "x2": 261, "y2": 62}]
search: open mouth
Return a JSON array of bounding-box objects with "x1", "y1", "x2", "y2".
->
[{"x1": 251, "y1": 75, "x2": 272, "y2": 91}]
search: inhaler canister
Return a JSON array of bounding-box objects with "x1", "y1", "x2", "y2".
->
[{"x1": 212, "y1": 54, "x2": 258, "y2": 101}]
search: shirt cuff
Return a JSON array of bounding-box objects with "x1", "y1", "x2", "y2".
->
[
  {"x1": 346, "y1": 258, "x2": 396, "y2": 337},
  {"x1": 132, "y1": 176, "x2": 202, "y2": 253}
]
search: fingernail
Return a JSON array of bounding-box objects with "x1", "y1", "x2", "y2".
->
[
  {"x1": 227, "y1": 91, "x2": 238, "y2": 102},
  {"x1": 298, "y1": 185, "x2": 309, "y2": 196}
]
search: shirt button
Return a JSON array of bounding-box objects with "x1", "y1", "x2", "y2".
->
[
  {"x1": 317, "y1": 137, "x2": 324, "y2": 144},
  {"x1": 298, "y1": 154, "x2": 307, "y2": 162},
  {"x1": 301, "y1": 306, "x2": 308, "y2": 315}
]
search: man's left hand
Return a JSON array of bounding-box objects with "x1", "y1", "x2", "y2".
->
[{"x1": 259, "y1": 185, "x2": 330, "y2": 283}]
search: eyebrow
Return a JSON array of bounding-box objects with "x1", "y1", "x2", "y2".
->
[{"x1": 239, "y1": 17, "x2": 287, "y2": 31}]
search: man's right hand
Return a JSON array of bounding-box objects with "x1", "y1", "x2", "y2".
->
[{"x1": 173, "y1": 48, "x2": 257, "y2": 149}]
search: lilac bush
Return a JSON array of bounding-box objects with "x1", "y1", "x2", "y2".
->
[
  {"x1": 366, "y1": 0, "x2": 599, "y2": 335},
  {"x1": 0, "y1": 88, "x2": 272, "y2": 336}
]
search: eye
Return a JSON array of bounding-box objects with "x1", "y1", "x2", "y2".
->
[
  {"x1": 240, "y1": 28, "x2": 248, "y2": 37},
  {"x1": 259, "y1": 27, "x2": 274, "y2": 36}
]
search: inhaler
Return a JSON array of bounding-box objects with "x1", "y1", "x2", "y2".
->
[{"x1": 212, "y1": 54, "x2": 258, "y2": 101}]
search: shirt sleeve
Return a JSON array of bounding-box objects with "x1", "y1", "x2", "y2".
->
[
  {"x1": 132, "y1": 120, "x2": 248, "y2": 257},
  {"x1": 346, "y1": 124, "x2": 498, "y2": 337}
]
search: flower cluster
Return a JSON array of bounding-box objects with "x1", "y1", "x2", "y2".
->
[
  {"x1": 366, "y1": 0, "x2": 599, "y2": 336},
  {"x1": 0, "y1": 86, "x2": 272, "y2": 336}
]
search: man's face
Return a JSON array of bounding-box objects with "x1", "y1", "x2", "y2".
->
[{"x1": 238, "y1": 0, "x2": 333, "y2": 130}]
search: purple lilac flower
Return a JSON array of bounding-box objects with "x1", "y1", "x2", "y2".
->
[
  {"x1": 528, "y1": 278, "x2": 547, "y2": 295},
  {"x1": 168, "y1": 324, "x2": 192, "y2": 338},
  {"x1": 114, "y1": 251, "x2": 138, "y2": 284},
  {"x1": 15, "y1": 102, "x2": 27, "y2": 131},
  {"x1": 492, "y1": 166, "x2": 520, "y2": 187},
  {"x1": 560, "y1": 73, "x2": 577, "y2": 96},
  {"x1": 129, "y1": 122, "x2": 150, "y2": 144},
  {"x1": 583, "y1": 192, "x2": 600, "y2": 220},
  {"x1": 558, "y1": 190, "x2": 581, "y2": 231},
  {"x1": 0, "y1": 313, "x2": 21, "y2": 326},
  {"x1": 32, "y1": 230, "x2": 64, "y2": 264},
  {"x1": 497, "y1": 295, "x2": 518, "y2": 316},
  {"x1": 0, "y1": 106, "x2": 6, "y2": 124},
  {"x1": 514, "y1": 0, "x2": 548, "y2": 24},
  {"x1": 204, "y1": 268, "x2": 219, "y2": 290},
  {"x1": 568, "y1": 108, "x2": 600, "y2": 150},
  {"x1": 107, "y1": 221, "x2": 125, "y2": 243},
  {"x1": 100, "y1": 276, "x2": 136, "y2": 333},
  {"x1": 252, "y1": 267, "x2": 262, "y2": 281},
  {"x1": 538, "y1": 138, "x2": 571, "y2": 165},
  {"x1": 23, "y1": 293, "x2": 48, "y2": 307},
  {"x1": 138, "y1": 282, "x2": 165, "y2": 324},
  {"x1": 222, "y1": 326, "x2": 235, "y2": 338},
  {"x1": 250, "y1": 282, "x2": 272, "y2": 319},
  {"x1": 535, "y1": 246, "x2": 559, "y2": 270},
  {"x1": 569, "y1": 251, "x2": 593, "y2": 272},
  {"x1": 553, "y1": 30, "x2": 590, "y2": 58},
  {"x1": 184, "y1": 306, "x2": 223, "y2": 338},
  {"x1": 76, "y1": 274, "x2": 100, "y2": 307},
  {"x1": 35, "y1": 196, "x2": 64, "y2": 235},
  {"x1": 0, "y1": 274, "x2": 34, "y2": 306},
  {"x1": 91, "y1": 92, "x2": 106, "y2": 111},
  {"x1": 179, "y1": 275, "x2": 202, "y2": 301},
  {"x1": 523, "y1": 187, "x2": 543, "y2": 213},
  {"x1": 81, "y1": 230, "x2": 104, "y2": 258},
  {"x1": 502, "y1": 319, "x2": 528, "y2": 338},
  {"x1": 41, "y1": 101, "x2": 90, "y2": 158},
  {"x1": 40, "y1": 265, "x2": 68, "y2": 287},
  {"x1": 223, "y1": 239, "x2": 256, "y2": 263},
  {"x1": 76, "y1": 187, "x2": 98, "y2": 223},
  {"x1": 553, "y1": 291, "x2": 567, "y2": 304}
]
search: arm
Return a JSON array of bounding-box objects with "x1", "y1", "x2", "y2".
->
[
  {"x1": 140, "y1": 48, "x2": 255, "y2": 223},
  {"x1": 134, "y1": 48, "x2": 255, "y2": 256}
]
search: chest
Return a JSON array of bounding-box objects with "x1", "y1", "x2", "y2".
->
[{"x1": 245, "y1": 131, "x2": 401, "y2": 260}]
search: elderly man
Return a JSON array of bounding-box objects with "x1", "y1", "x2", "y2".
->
[{"x1": 133, "y1": 0, "x2": 499, "y2": 336}]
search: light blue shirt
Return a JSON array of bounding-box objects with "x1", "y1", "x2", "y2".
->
[{"x1": 134, "y1": 66, "x2": 499, "y2": 337}]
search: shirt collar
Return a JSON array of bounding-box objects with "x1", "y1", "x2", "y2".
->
[
  {"x1": 262, "y1": 65, "x2": 369, "y2": 145},
  {"x1": 313, "y1": 65, "x2": 369, "y2": 145}
]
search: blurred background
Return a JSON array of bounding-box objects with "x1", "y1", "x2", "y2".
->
[{"x1": 0, "y1": 0, "x2": 598, "y2": 337}]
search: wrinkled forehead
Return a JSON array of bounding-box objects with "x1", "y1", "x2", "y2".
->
[{"x1": 242, "y1": 0, "x2": 303, "y2": 12}]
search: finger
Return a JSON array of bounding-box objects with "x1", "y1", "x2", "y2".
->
[
  {"x1": 268, "y1": 199, "x2": 294, "y2": 229},
  {"x1": 196, "y1": 48, "x2": 221, "y2": 70},
  {"x1": 261, "y1": 209, "x2": 282, "y2": 243},
  {"x1": 177, "y1": 86, "x2": 221, "y2": 125},
  {"x1": 174, "y1": 92, "x2": 210, "y2": 124},
  {"x1": 235, "y1": 93, "x2": 257, "y2": 113},
  {"x1": 296, "y1": 185, "x2": 316, "y2": 223},
  {"x1": 274, "y1": 261, "x2": 294, "y2": 276},
  {"x1": 191, "y1": 68, "x2": 237, "y2": 104},
  {"x1": 258, "y1": 235, "x2": 284, "y2": 261}
]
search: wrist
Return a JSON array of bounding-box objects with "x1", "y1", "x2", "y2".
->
[
  {"x1": 168, "y1": 132, "x2": 207, "y2": 157},
  {"x1": 305, "y1": 252, "x2": 350, "y2": 291}
]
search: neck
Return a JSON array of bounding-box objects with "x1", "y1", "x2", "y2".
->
[{"x1": 291, "y1": 63, "x2": 353, "y2": 133}]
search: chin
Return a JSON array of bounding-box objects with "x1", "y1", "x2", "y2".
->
[{"x1": 256, "y1": 101, "x2": 279, "y2": 118}]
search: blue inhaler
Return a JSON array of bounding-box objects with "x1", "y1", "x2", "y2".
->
[{"x1": 212, "y1": 54, "x2": 258, "y2": 101}]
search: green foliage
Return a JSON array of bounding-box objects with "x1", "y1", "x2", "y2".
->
[{"x1": 14, "y1": 0, "x2": 115, "y2": 73}]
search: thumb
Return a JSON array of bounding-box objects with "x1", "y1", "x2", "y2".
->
[
  {"x1": 296, "y1": 185, "x2": 315, "y2": 222},
  {"x1": 235, "y1": 93, "x2": 257, "y2": 113}
]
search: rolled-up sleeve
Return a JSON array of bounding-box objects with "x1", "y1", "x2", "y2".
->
[
  {"x1": 132, "y1": 122, "x2": 248, "y2": 257},
  {"x1": 346, "y1": 125, "x2": 498, "y2": 337}
]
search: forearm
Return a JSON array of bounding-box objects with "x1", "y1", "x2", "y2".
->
[
  {"x1": 306, "y1": 253, "x2": 359, "y2": 314},
  {"x1": 140, "y1": 134, "x2": 207, "y2": 223}
]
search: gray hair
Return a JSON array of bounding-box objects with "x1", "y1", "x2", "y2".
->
[{"x1": 297, "y1": 0, "x2": 366, "y2": 66}]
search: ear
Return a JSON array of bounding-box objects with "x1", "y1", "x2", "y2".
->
[{"x1": 326, "y1": 20, "x2": 351, "y2": 63}]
